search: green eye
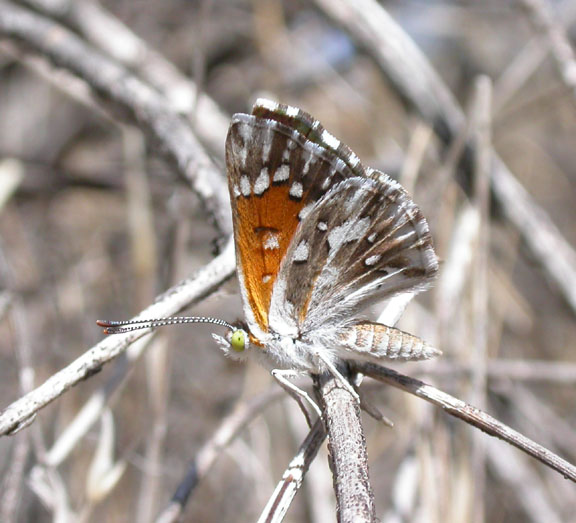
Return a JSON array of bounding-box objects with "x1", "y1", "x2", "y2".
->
[{"x1": 230, "y1": 330, "x2": 246, "y2": 352}]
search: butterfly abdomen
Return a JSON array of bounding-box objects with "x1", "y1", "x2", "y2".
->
[{"x1": 338, "y1": 322, "x2": 440, "y2": 361}]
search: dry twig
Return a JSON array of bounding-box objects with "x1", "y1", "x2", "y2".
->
[
  {"x1": 0, "y1": 1, "x2": 232, "y2": 235},
  {"x1": 315, "y1": 370, "x2": 376, "y2": 522},
  {"x1": 357, "y1": 363, "x2": 576, "y2": 483},
  {"x1": 157, "y1": 389, "x2": 284, "y2": 523},
  {"x1": 519, "y1": 0, "x2": 576, "y2": 105},
  {"x1": 0, "y1": 240, "x2": 236, "y2": 436},
  {"x1": 313, "y1": 0, "x2": 576, "y2": 314},
  {"x1": 15, "y1": 0, "x2": 230, "y2": 153}
]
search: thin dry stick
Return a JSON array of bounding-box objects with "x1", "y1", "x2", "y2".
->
[
  {"x1": 0, "y1": 1, "x2": 232, "y2": 236},
  {"x1": 493, "y1": 0, "x2": 576, "y2": 111},
  {"x1": 0, "y1": 39, "x2": 117, "y2": 124},
  {"x1": 315, "y1": 370, "x2": 376, "y2": 523},
  {"x1": 470, "y1": 76, "x2": 492, "y2": 407},
  {"x1": 42, "y1": 337, "x2": 151, "y2": 468},
  {"x1": 506, "y1": 388, "x2": 576, "y2": 516},
  {"x1": 155, "y1": 388, "x2": 284, "y2": 523},
  {"x1": 356, "y1": 363, "x2": 576, "y2": 483},
  {"x1": 257, "y1": 418, "x2": 326, "y2": 523},
  {"x1": 486, "y1": 438, "x2": 563, "y2": 523},
  {"x1": 519, "y1": 0, "x2": 576, "y2": 105},
  {"x1": 399, "y1": 120, "x2": 434, "y2": 196},
  {"x1": 421, "y1": 359, "x2": 576, "y2": 384},
  {"x1": 493, "y1": 34, "x2": 551, "y2": 112},
  {"x1": 313, "y1": 0, "x2": 576, "y2": 315},
  {"x1": 16, "y1": 0, "x2": 230, "y2": 153},
  {"x1": 470, "y1": 75, "x2": 492, "y2": 523},
  {"x1": 0, "y1": 240, "x2": 236, "y2": 437},
  {"x1": 122, "y1": 127, "x2": 169, "y2": 523},
  {"x1": 509, "y1": 385, "x2": 576, "y2": 452},
  {"x1": 137, "y1": 336, "x2": 171, "y2": 523},
  {"x1": 0, "y1": 256, "x2": 33, "y2": 522}
]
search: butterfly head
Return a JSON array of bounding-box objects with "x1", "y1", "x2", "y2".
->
[{"x1": 211, "y1": 323, "x2": 253, "y2": 361}]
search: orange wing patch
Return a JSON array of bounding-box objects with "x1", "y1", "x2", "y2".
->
[{"x1": 234, "y1": 184, "x2": 303, "y2": 331}]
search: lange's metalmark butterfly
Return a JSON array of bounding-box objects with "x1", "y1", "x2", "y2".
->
[{"x1": 98, "y1": 99, "x2": 440, "y2": 374}]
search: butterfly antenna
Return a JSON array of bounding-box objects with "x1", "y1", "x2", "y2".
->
[{"x1": 96, "y1": 316, "x2": 235, "y2": 335}]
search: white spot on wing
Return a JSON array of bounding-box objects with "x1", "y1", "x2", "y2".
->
[
  {"x1": 298, "y1": 203, "x2": 314, "y2": 221},
  {"x1": 254, "y1": 168, "x2": 270, "y2": 195},
  {"x1": 290, "y1": 182, "x2": 303, "y2": 199},
  {"x1": 238, "y1": 122, "x2": 252, "y2": 142},
  {"x1": 255, "y1": 98, "x2": 279, "y2": 111},
  {"x1": 264, "y1": 232, "x2": 280, "y2": 250},
  {"x1": 285, "y1": 105, "x2": 299, "y2": 117},
  {"x1": 317, "y1": 221, "x2": 328, "y2": 231},
  {"x1": 240, "y1": 175, "x2": 251, "y2": 196},
  {"x1": 302, "y1": 149, "x2": 315, "y2": 176},
  {"x1": 327, "y1": 217, "x2": 370, "y2": 252},
  {"x1": 262, "y1": 125, "x2": 273, "y2": 162},
  {"x1": 235, "y1": 123, "x2": 251, "y2": 167},
  {"x1": 365, "y1": 254, "x2": 381, "y2": 266},
  {"x1": 293, "y1": 241, "x2": 309, "y2": 262},
  {"x1": 321, "y1": 130, "x2": 340, "y2": 150},
  {"x1": 273, "y1": 164, "x2": 290, "y2": 182}
]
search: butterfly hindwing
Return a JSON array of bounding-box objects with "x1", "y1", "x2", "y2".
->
[{"x1": 268, "y1": 173, "x2": 438, "y2": 334}]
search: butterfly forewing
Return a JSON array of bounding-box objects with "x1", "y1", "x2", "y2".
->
[
  {"x1": 226, "y1": 104, "x2": 363, "y2": 334},
  {"x1": 252, "y1": 98, "x2": 366, "y2": 179}
]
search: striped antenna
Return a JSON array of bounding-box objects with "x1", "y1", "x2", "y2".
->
[{"x1": 97, "y1": 316, "x2": 235, "y2": 335}]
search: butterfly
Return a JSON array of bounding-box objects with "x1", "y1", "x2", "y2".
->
[{"x1": 98, "y1": 99, "x2": 440, "y2": 375}]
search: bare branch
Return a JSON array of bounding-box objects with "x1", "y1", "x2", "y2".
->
[
  {"x1": 357, "y1": 363, "x2": 576, "y2": 483},
  {"x1": 313, "y1": 0, "x2": 576, "y2": 315},
  {"x1": 15, "y1": 0, "x2": 230, "y2": 153},
  {"x1": 257, "y1": 418, "x2": 327, "y2": 523},
  {"x1": 315, "y1": 370, "x2": 376, "y2": 523},
  {"x1": 156, "y1": 389, "x2": 283, "y2": 523},
  {"x1": 425, "y1": 359, "x2": 576, "y2": 384},
  {"x1": 0, "y1": 1, "x2": 232, "y2": 235},
  {"x1": 0, "y1": 240, "x2": 236, "y2": 437},
  {"x1": 519, "y1": 0, "x2": 576, "y2": 105}
]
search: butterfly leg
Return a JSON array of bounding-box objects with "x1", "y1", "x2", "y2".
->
[
  {"x1": 349, "y1": 372, "x2": 394, "y2": 426},
  {"x1": 271, "y1": 369, "x2": 322, "y2": 428},
  {"x1": 357, "y1": 388, "x2": 394, "y2": 426},
  {"x1": 312, "y1": 351, "x2": 361, "y2": 404}
]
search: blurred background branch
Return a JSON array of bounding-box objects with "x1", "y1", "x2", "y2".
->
[{"x1": 0, "y1": 0, "x2": 575, "y2": 521}]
